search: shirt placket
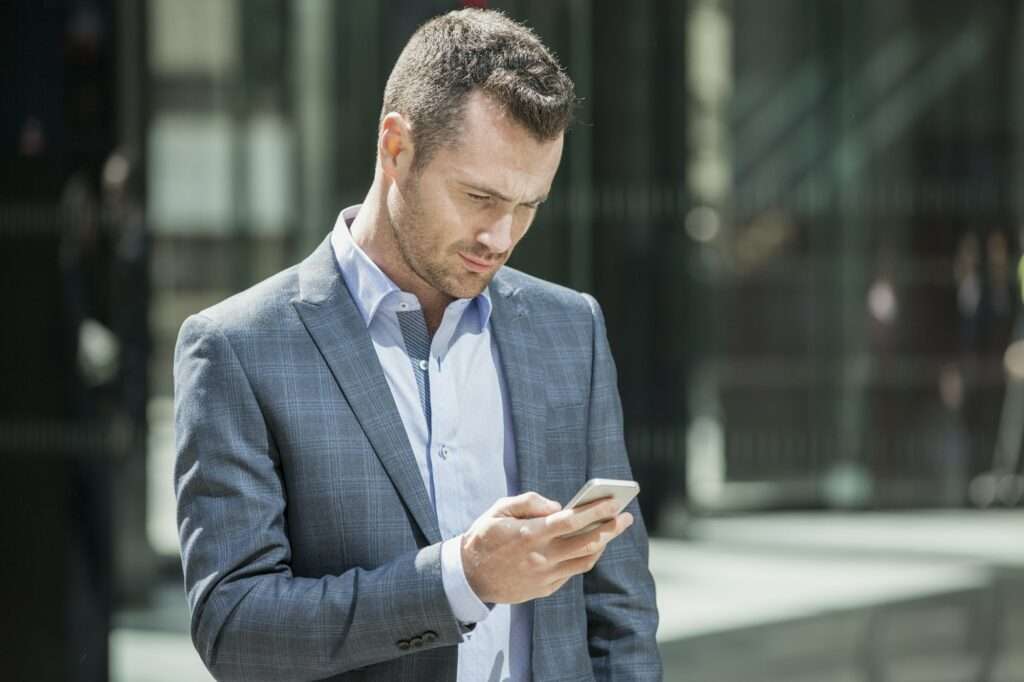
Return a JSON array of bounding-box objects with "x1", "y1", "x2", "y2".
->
[{"x1": 428, "y1": 302, "x2": 471, "y2": 540}]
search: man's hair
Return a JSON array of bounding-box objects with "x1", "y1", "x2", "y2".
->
[{"x1": 381, "y1": 8, "x2": 575, "y2": 171}]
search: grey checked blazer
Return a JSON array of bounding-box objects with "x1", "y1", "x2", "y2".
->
[{"x1": 173, "y1": 235, "x2": 661, "y2": 681}]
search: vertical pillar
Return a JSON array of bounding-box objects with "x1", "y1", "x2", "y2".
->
[
  {"x1": 829, "y1": 0, "x2": 872, "y2": 507},
  {"x1": 568, "y1": 0, "x2": 593, "y2": 294},
  {"x1": 112, "y1": 0, "x2": 158, "y2": 603},
  {"x1": 684, "y1": 0, "x2": 732, "y2": 510},
  {"x1": 293, "y1": 0, "x2": 336, "y2": 255}
]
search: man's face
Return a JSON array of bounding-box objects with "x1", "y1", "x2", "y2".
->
[{"x1": 385, "y1": 91, "x2": 564, "y2": 301}]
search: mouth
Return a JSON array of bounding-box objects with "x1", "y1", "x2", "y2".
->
[{"x1": 458, "y1": 252, "x2": 498, "y2": 274}]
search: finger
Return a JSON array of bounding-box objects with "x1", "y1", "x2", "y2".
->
[
  {"x1": 549, "y1": 515, "x2": 628, "y2": 562},
  {"x1": 543, "y1": 497, "x2": 623, "y2": 537},
  {"x1": 540, "y1": 497, "x2": 612, "y2": 535},
  {"x1": 495, "y1": 491, "x2": 562, "y2": 519},
  {"x1": 549, "y1": 551, "x2": 604, "y2": 582}
]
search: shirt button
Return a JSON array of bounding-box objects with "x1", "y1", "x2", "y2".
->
[
  {"x1": 423, "y1": 631, "x2": 438, "y2": 644},
  {"x1": 440, "y1": 446, "x2": 450, "y2": 459},
  {"x1": 418, "y1": 359, "x2": 428, "y2": 371}
]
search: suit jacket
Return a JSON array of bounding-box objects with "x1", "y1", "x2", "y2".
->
[{"x1": 173, "y1": 235, "x2": 661, "y2": 681}]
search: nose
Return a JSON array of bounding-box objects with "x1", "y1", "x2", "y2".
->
[{"x1": 477, "y1": 211, "x2": 514, "y2": 255}]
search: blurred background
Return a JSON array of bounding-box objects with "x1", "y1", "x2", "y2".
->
[{"x1": 2, "y1": 0, "x2": 1023, "y2": 680}]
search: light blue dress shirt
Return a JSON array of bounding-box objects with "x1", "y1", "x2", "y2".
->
[{"x1": 331, "y1": 205, "x2": 531, "y2": 682}]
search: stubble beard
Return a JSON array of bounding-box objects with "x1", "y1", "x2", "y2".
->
[{"x1": 389, "y1": 178, "x2": 493, "y2": 301}]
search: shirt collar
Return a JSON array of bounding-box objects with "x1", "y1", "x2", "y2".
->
[
  {"x1": 330, "y1": 204, "x2": 493, "y2": 331},
  {"x1": 475, "y1": 284, "x2": 493, "y2": 330}
]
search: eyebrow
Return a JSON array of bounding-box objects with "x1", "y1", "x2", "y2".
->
[{"x1": 459, "y1": 181, "x2": 548, "y2": 206}]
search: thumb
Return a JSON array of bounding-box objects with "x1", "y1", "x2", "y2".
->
[{"x1": 496, "y1": 491, "x2": 561, "y2": 519}]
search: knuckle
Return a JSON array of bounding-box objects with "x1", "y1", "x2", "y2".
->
[
  {"x1": 526, "y1": 551, "x2": 546, "y2": 569},
  {"x1": 547, "y1": 514, "x2": 570, "y2": 534}
]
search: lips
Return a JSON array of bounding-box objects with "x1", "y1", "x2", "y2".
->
[{"x1": 459, "y1": 252, "x2": 497, "y2": 273}]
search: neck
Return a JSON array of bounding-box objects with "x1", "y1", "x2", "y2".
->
[{"x1": 349, "y1": 174, "x2": 452, "y2": 332}]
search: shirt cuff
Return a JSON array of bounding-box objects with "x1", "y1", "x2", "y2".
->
[{"x1": 441, "y1": 535, "x2": 491, "y2": 625}]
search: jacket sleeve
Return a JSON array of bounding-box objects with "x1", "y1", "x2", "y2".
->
[
  {"x1": 580, "y1": 295, "x2": 663, "y2": 681},
  {"x1": 173, "y1": 313, "x2": 464, "y2": 681}
]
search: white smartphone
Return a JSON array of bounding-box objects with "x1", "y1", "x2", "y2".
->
[{"x1": 562, "y1": 478, "x2": 640, "y2": 537}]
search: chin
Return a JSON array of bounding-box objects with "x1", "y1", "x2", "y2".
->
[
  {"x1": 450, "y1": 283, "x2": 489, "y2": 300},
  {"x1": 443, "y1": 274, "x2": 492, "y2": 300}
]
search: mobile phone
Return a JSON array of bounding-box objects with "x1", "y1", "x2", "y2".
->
[{"x1": 562, "y1": 478, "x2": 640, "y2": 537}]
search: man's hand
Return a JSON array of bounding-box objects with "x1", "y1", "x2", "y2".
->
[{"x1": 460, "y1": 491, "x2": 634, "y2": 604}]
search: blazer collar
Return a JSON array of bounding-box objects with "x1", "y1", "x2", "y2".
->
[
  {"x1": 489, "y1": 269, "x2": 555, "y2": 668},
  {"x1": 489, "y1": 270, "x2": 548, "y2": 500},
  {"x1": 292, "y1": 236, "x2": 443, "y2": 545}
]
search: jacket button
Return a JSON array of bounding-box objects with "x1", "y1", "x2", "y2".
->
[
  {"x1": 422, "y1": 631, "x2": 438, "y2": 644},
  {"x1": 410, "y1": 636, "x2": 424, "y2": 648},
  {"x1": 397, "y1": 640, "x2": 411, "y2": 651}
]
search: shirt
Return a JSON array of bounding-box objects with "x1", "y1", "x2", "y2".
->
[{"x1": 331, "y1": 205, "x2": 531, "y2": 681}]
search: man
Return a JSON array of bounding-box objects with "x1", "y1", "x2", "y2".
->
[{"x1": 174, "y1": 8, "x2": 660, "y2": 681}]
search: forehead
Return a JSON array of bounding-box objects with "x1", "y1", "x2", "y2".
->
[{"x1": 428, "y1": 92, "x2": 564, "y2": 195}]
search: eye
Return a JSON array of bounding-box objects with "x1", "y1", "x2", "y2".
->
[{"x1": 467, "y1": 193, "x2": 490, "y2": 202}]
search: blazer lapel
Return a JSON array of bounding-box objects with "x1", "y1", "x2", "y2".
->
[
  {"x1": 489, "y1": 272, "x2": 548, "y2": 502},
  {"x1": 491, "y1": 271, "x2": 560, "y2": 676},
  {"x1": 291, "y1": 237, "x2": 442, "y2": 546}
]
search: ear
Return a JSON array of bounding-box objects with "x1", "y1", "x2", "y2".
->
[{"x1": 379, "y1": 112, "x2": 415, "y2": 181}]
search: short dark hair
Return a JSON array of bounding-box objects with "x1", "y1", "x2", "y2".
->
[{"x1": 381, "y1": 8, "x2": 575, "y2": 170}]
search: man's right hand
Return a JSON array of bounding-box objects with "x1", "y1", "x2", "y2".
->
[{"x1": 459, "y1": 491, "x2": 634, "y2": 605}]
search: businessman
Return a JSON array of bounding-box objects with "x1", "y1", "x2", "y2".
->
[{"x1": 174, "y1": 8, "x2": 660, "y2": 681}]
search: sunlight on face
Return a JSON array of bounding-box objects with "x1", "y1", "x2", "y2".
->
[{"x1": 387, "y1": 92, "x2": 564, "y2": 301}]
